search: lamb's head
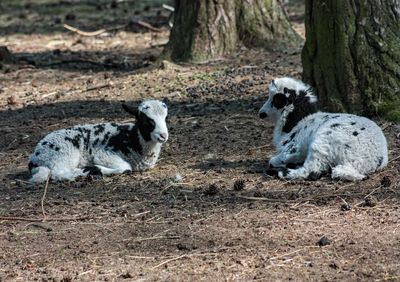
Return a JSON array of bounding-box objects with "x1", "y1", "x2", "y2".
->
[
  {"x1": 259, "y1": 77, "x2": 318, "y2": 124},
  {"x1": 122, "y1": 100, "x2": 168, "y2": 143}
]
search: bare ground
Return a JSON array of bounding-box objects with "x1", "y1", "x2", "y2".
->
[{"x1": 1, "y1": 1, "x2": 400, "y2": 281}]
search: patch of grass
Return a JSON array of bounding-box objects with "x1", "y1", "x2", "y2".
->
[{"x1": 377, "y1": 100, "x2": 400, "y2": 122}]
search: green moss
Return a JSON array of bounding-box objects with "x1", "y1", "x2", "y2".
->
[{"x1": 377, "y1": 101, "x2": 400, "y2": 122}]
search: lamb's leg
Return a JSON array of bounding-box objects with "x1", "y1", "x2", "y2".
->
[
  {"x1": 331, "y1": 164, "x2": 367, "y2": 181},
  {"x1": 92, "y1": 152, "x2": 132, "y2": 175},
  {"x1": 278, "y1": 149, "x2": 329, "y2": 180},
  {"x1": 50, "y1": 167, "x2": 88, "y2": 181}
]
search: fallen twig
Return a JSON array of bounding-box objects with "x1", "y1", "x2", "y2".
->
[
  {"x1": 0, "y1": 216, "x2": 90, "y2": 222},
  {"x1": 237, "y1": 195, "x2": 295, "y2": 203},
  {"x1": 63, "y1": 23, "x2": 127, "y2": 36},
  {"x1": 131, "y1": 20, "x2": 163, "y2": 32},
  {"x1": 41, "y1": 174, "x2": 50, "y2": 220},
  {"x1": 151, "y1": 254, "x2": 188, "y2": 269}
]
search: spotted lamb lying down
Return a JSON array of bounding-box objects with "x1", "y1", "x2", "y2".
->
[
  {"x1": 259, "y1": 77, "x2": 388, "y2": 181},
  {"x1": 28, "y1": 100, "x2": 168, "y2": 183}
]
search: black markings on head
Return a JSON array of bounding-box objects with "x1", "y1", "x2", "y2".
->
[
  {"x1": 282, "y1": 91, "x2": 318, "y2": 133},
  {"x1": 28, "y1": 161, "x2": 38, "y2": 172},
  {"x1": 361, "y1": 127, "x2": 365, "y2": 130},
  {"x1": 94, "y1": 124, "x2": 105, "y2": 135},
  {"x1": 331, "y1": 123, "x2": 341, "y2": 128},
  {"x1": 284, "y1": 88, "x2": 297, "y2": 102},
  {"x1": 353, "y1": 131, "x2": 359, "y2": 136},
  {"x1": 272, "y1": 93, "x2": 288, "y2": 109},
  {"x1": 107, "y1": 125, "x2": 143, "y2": 155},
  {"x1": 65, "y1": 135, "x2": 81, "y2": 149},
  {"x1": 35, "y1": 151, "x2": 40, "y2": 156},
  {"x1": 137, "y1": 112, "x2": 156, "y2": 142}
]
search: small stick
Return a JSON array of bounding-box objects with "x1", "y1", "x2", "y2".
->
[
  {"x1": 0, "y1": 216, "x2": 90, "y2": 222},
  {"x1": 63, "y1": 23, "x2": 127, "y2": 36},
  {"x1": 237, "y1": 195, "x2": 294, "y2": 203},
  {"x1": 248, "y1": 144, "x2": 272, "y2": 151},
  {"x1": 41, "y1": 174, "x2": 50, "y2": 220},
  {"x1": 151, "y1": 254, "x2": 188, "y2": 269},
  {"x1": 132, "y1": 20, "x2": 163, "y2": 32}
]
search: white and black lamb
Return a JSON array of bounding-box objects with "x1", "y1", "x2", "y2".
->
[
  {"x1": 259, "y1": 77, "x2": 388, "y2": 181},
  {"x1": 28, "y1": 100, "x2": 168, "y2": 183}
]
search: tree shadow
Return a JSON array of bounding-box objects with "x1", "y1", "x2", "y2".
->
[
  {"x1": 0, "y1": 0, "x2": 173, "y2": 36},
  {"x1": 9, "y1": 49, "x2": 158, "y2": 73}
]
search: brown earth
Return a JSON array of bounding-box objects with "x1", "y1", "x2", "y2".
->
[{"x1": 1, "y1": 1, "x2": 400, "y2": 281}]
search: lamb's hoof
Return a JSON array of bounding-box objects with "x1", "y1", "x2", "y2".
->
[
  {"x1": 307, "y1": 172, "x2": 321, "y2": 181},
  {"x1": 277, "y1": 168, "x2": 289, "y2": 179},
  {"x1": 83, "y1": 166, "x2": 103, "y2": 179}
]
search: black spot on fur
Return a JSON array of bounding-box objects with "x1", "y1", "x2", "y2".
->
[
  {"x1": 35, "y1": 151, "x2": 40, "y2": 156},
  {"x1": 82, "y1": 128, "x2": 91, "y2": 150},
  {"x1": 42, "y1": 141, "x2": 48, "y2": 146},
  {"x1": 332, "y1": 115, "x2": 340, "y2": 118},
  {"x1": 377, "y1": 157, "x2": 383, "y2": 167},
  {"x1": 83, "y1": 166, "x2": 103, "y2": 177},
  {"x1": 89, "y1": 148, "x2": 92, "y2": 155},
  {"x1": 55, "y1": 147, "x2": 60, "y2": 151},
  {"x1": 93, "y1": 138, "x2": 99, "y2": 146},
  {"x1": 107, "y1": 125, "x2": 143, "y2": 155},
  {"x1": 326, "y1": 130, "x2": 332, "y2": 135},
  {"x1": 94, "y1": 124, "x2": 105, "y2": 135},
  {"x1": 353, "y1": 131, "x2": 359, "y2": 136},
  {"x1": 49, "y1": 144, "x2": 54, "y2": 149},
  {"x1": 289, "y1": 147, "x2": 297, "y2": 154},
  {"x1": 361, "y1": 127, "x2": 365, "y2": 130},
  {"x1": 101, "y1": 132, "x2": 111, "y2": 145},
  {"x1": 282, "y1": 92, "x2": 318, "y2": 133},
  {"x1": 137, "y1": 112, "x2": 156, "y2": 142},
  {"x1": 65, "y1": 135, "x2": 81, "y2": 149},
  {"x1": 345, "y1": 144, "x2": 351, "y2": 149},
  {"x1": 110, "y1": 122, "x2": 117, "y2": 127},
  {"x1": 272, "y1": 93, "x2": 288, "y2": 109},
  {"x1": 28, "y1": 161, "x2": 38, "y2": 172},
  {"x1": 330, "y1": 123, "x2": 341, "y2": 128},
  {"x1": 351, "y1": 122, "x2": 356, "y2": 125},
  {"x1": 282, "y1": 140, "x2": 290, "y2": 146},
  {"x1": 289, "y1": 131, "x2": 297, "y2": 140}
]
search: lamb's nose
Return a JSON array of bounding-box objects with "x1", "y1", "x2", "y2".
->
[
  {"x1": 160, "y1": 133, "x2": 168, "y2": 140},
  {"x1": 259, "y1": 112, "x2": 268, "y2": 119}
]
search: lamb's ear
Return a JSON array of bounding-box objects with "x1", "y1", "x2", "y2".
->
[{"x1": 122, "y1": 103, "x2": 139, "y2": 118}]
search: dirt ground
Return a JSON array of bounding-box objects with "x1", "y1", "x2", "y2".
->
[{"x1": 1, "y1": 1, "x2": 400, "y2": 281}]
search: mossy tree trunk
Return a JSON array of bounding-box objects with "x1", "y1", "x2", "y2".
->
[
  {"x1": 302, "y1": 0, "x2": 400, "y2": 120},
  {"x1": 163, "y1": 0, "x2": 301, "y2": 62}
]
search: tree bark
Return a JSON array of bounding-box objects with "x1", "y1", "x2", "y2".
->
[
  {"x1": 163, "y1": 0, "x2": 301, "y2": 62},
  {"x1": 302, "y1": 0, "x2": 400, "y2": 120}
]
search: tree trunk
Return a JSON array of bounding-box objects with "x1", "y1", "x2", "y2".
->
[
  {"x1": 163, "y1": 0, "x2": 301, "y2": 62},
  {"x1": 302, "y1": 0, "x2": 400, "y2": 120}
]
